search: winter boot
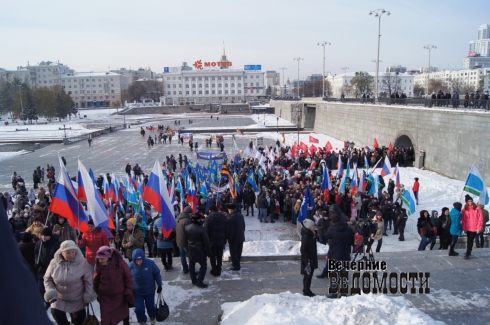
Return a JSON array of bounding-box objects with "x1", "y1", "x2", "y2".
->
[
  {"x1": 217, "y1": 268, "x2": 222, "y2": 276},
  {"x1": 429, "y1": 242, "x2": 436, "y2": 250},
  {"x1": 150, "y1": 318, "x2": 156, "y2": 325},
  {"x1": 448, "y1": 244, "x2": 459, "y2": 256}
]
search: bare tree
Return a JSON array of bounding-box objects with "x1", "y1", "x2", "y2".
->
[
  {"x1": 381, "y1": 72, "x2": 401, "y2": 96},
  {"x1": 413, "y1": 83, "x2": 425, "y2": 97}
]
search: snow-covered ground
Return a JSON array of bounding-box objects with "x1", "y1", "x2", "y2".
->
[{"x1": 220, "y1": 292, "x2": 444, "y2": 325}]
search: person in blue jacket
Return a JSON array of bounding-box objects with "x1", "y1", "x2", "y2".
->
[
  {"x1": 129, "y1": 248, "x2": 163, "y2": 325},
  {"x1": 449, "y1": 202, "x2": 463, "y2": 257}
]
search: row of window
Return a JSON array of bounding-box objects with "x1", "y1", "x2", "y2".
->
[
  {"x1": 166, "y1": 89, "x2": 261, "y2": 95},
  {"x1": 68, "y1": 90, "x2": 116, "y2": 94},
  {"x1": 73, "y1": 95, "x2": 116, "y2": 100},
  {"x1": 63, "y1": 78, "x2": 114, "y2": 83},
  {"x1": 167, "y1": 82, "x2": 263, "y2": 89},
  {"x1": 166, "y1": 75, "x2": 262, "y2": 81},
  {"x1": 64, "y1": 84, "x2": 114, "y2": 88}
]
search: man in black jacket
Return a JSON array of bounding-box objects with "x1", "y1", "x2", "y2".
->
[
  {"x1": 176, "y1": 206, "x2": 193, "y2": 274},
  {"x1": 226, "y1": 203, "x2": 245, "y2": 271},
  {"x1": 245, "y1": 188, "x2": 256, "y2": 217},
  {"x1": 34, "y1": 228, "x2": 60, "y2": 307},
  {"x1": 184, "y1": 214, "x2": 212, "y2": 288},
  {"x1": 395, "y1": 208, "x2": 408, "y2": 241},
  {"x1": 204, "y1": 205, "x2": 228, "y2": 276}
]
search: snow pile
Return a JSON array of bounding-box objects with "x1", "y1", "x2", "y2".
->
[
  {"x1": 0, "y1": 150, "x2": 30, "y2": 161},
  {"x1": 223, "y1": 240, "x2": 329, "y2": 259},
  {"x1": 221, "y1": 292, "x2": 445, "y2": 325}
]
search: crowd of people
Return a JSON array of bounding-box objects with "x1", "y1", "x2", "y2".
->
[{"x1": 3, "y1": 136, "x2": 489, "y2": 325}]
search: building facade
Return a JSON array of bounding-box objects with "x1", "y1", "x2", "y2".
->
[
  {"x1": 413, "y1": 68, "x2": 490, "y2": 94},
  {"x1": 110, "y1": 67, "x2": 155, "y2": 84},
  {"x1": 463, "y1": 24, "x2": 490, "y2": 68},
  {"x1": 60, "y1": 72, "x2": 129, "y2": 108},
  {"x1": 0, "y1": 61, "x2": 71, "y2": 89}
]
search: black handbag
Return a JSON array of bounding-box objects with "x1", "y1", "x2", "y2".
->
[
  {"x1": 82, "y1": 303, "x2": 99, "y2": 325},
  {"x1": 155, "y1": 293, "x2": 170, "y2": 322}
]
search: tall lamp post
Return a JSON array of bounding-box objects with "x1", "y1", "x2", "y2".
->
[
  {"x1": 279, "y1": 67, "x2": 287, "y2": 96},
  {"x1": 293, "y1": 57, "x2": 304, "y2": 97},
  {"x1": 424, "y1": 45, "x2": 437, "y2": 96},
  {"x1": 276, "y1": 116, "x2": 279, "y2": 133},
  {"x1": 369, "y1": 8, "x2": 390, "y2": 103},
  {"x1": 317, "y1": 41, "x2": 331, "y2": 98}
]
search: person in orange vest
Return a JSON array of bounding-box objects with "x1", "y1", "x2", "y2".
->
[{"x1": 413, "y1": 178, "x2": 420, "y2": 205}]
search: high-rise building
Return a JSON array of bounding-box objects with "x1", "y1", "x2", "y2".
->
[{"x1": 464, "y1": 24, "x2": 490, "y2": 68}]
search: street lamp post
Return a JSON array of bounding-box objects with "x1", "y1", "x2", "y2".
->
[
  {"x1": 369, "y1": 9, "x2": 390, "y2": 103},
  {"x1": 63, "y1": 124, "x2": 67, "y2": 138},
  {"x1": 276, "y1": 116, "x2": 279, "y2": 133},
  {"x1": 279, "y1": 67, "x2": 287, "y2": 96},
  {"x1": 293, "y1": 57, "x2": 304, "y2": 97},
  {"x1": 424, "y1": 45, "x2": 437, "y2": 96},
  {"x1": 318, "y1": 41, "x2": 331, "y2": 98}
]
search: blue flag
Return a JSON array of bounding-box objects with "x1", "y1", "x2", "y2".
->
[
  {"x1": 298, "y1": 186, "x2": 314, "y2": 224},
  {"x1": 247, "y1": 170, "x2": 258, "y2": 192}
]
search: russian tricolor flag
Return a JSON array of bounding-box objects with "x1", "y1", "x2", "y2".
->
[
  {"x1": 350, "y1": 164, "x2": 358, "y2": 195},
  {"x1": 50, "y1": 156, "x2": 89, "y2": 233},
  {"x1": 142, "y1": 160, "x2": 176, "y2": 237},
  {"x1": 337, "y1": 154, "x2": 344, "y2": 177},
  {"x1": 186, "y1": 180, "x2": 199, "y2": 213},
  {"x1": 380, "y1": 156, "x2": 392, "y2": 177},
  {"x1": 78, "y1": 159, "x2": 110, "y2": 229},
  {"x1": 395, "y1": 164, "x2": 401, "y2": 189}
]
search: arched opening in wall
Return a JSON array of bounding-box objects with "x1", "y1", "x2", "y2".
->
[{"x1": 394, "y1": 135, "x2": 415, "y2": 167}]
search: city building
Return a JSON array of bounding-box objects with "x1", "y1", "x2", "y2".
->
[
  {"x1": 413, "y1": 68, "x2": 490, "y2": 95},
  {"x1": 326, "y1": 71, "x2": 414, "y2": 98},
  {"x1": 60, "y1": 72, "x2": 129, "y2": 108},
  {"x1": 386, "y1": 65, "x2": 407, "y2": 73},
  {"x1": 463, "y1": 24, "x2": 490, "y2": 68},
  {"x1": 0, "y1": 61, "x2": 71, "y2": 89},
  {"x1": 162, "y1": 46, "x2": 264, "y2": 105},
  {"x1": 110, "y1": 67, "x2": 155, "y2": 84},
  {"x1": 265, "y1": 70, "x2": 280, "y2": 95}
]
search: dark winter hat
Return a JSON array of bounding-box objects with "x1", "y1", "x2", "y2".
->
[
  {"x1": 33, "y1": 217, "x2": 42, "y2": 223},
  {"x1": 21, "y1": 232, "x2": 33, "y2": 243},
  {"x1": 464, "y1": 194, "x2": 473, "y2": 203},
  {"x1": 414, "y1": 178, "x2": 419, "y2": 181},
  {"x1": 394, "y1": 202, "x2": 400, "y2": 206},
  {"x1": 401, "y1": 208, "x2": 407, "y2": 213},
  {"x1": 190, "y1": 213, "x2": 201, "y2": 220},
  {"x1": 87, "y1": 219, "x2": 94, "y2": 225},
  {"x1": 41, "y1": 227, "x2": 52, "y2": 236},
  {"x1": 226, "y1": 203, "x2": 237, "y2": 210},
  {"x1": 453, "y1": 202, "x2": 463, "y2": 211},
  {"x1": 208, "y1": 205, "x2": 218, "y2": 211},
  {"x1": 184, "y1": 206, "x2": 193, "y2": 213}
]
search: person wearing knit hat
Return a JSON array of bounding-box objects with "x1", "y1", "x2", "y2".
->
[
  {"x1": 35, "y1": 226, "x2": 61, "y2": 309},
  {"x1": 19, "y1": 232, "x2": 36, "y2": 272},
  {"x1": 184, "y1": 206, "x2": 193, "y2": 213},
  {"x1": 96, "y1": 246, "x2": 113, "y2": 259},
  {"x1": 26, "y1": 217, "x2": 44, "y2": 239},
  {"x1": 44, "y1": 240, "x2": 96, "y2": 325},
  {"x1": 184, "y1": 211, "x2": 212, "y2": 288},
  {"x1": 462, "y1": 195, "x2": 483, "y2": 259},
  {"x1": 122, "y1": 216, "x2": 144, "y2": 262},
  {"x1": 300, "y1": 216, "x2": 318, "y2": 297},
  {"x1": 41, "y1": 227, "x2": 53, "y2": 238}
]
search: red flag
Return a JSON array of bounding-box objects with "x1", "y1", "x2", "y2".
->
[
  {"x1": 291, "y1": 143, "x2": 298, "y2": 158},
  {"x1": 309, "y1": 135, "x2": 319, "y2": 143},
  {"x1": 388, "y1": 142, "x2": 393, "y2": 152},
  {"x1": 373, "y1": 138, "x2": 379, "y2": 148},
  {"x1": 309, "y1": 144, "x2": 317, "y2": 155},
  {"x1": 325, "y1": 141, "x2": 333, "y2": 152},
  {"x1": 300, "y1": 142, "x2": 308, "y2": 152}
]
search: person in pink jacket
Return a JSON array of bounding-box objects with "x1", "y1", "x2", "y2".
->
[{"x1": 462, "y1": 195, "x2": 483, "y2": 259}]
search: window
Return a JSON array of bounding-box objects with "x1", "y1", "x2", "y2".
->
[
  {"x1": 110, "y1": 78, "x2": 113, "y2": 81},
  {"x1": 111, "y1": 84, "x2": 114, "y2": 87},
  {"x1": 212, "y1": 90, "x2": 215, "y2": 94},
  {"x1": 205, "y1": 77, "x2": 209, "y2": 80},
  {"x1": 92, "y1": 79, "x2": 95, "y2": 81},
  {"x1": 238, "y1": 90, "x2": 242, "y2": 94},
  {"x1": 173, "y1": 77, "x2": 176, "y2": 80},
  {"x1": 256, "y1": 75, "x2": 259, "y2": 78},
  {"x1": 218, "y1": 90, "x2": 222, "y2": 94},
  {"x1": 238, "y1": 76, "x2": 241, "y2": 80},
  {"x1": 218, "y1": 84, "x2": 222, "y2": 87},
  {"x1": 218, "y1": 77, "x2": 221, "y2": 80},
  {"x1": 191, "y1": 77, "x2": 195, "y2": 81},
  {"x1": 69, "y1": 85, "x2": 72, "y2": 88},
  {"x1": 225, "y1": 90, "x2": 228, "y2": 94},
  {"x1": 199, "y1": 91, "x2": 202, "y2": 94},
  {"x1": 225, "y1": 83, "x2": 228, "y2": 87},
  {"x1": 98, "y1": 79, "x2": 101, "y2": 81},
  {"x1": 211, "y1": 77, "x2": 215, "y2": 80},
  {"x1": 173, "y1": 91, "x2": 176, "y2": 95},
  {"x1": 186, "y1": 84, "x2": 189, "y2": 88},
  {"x1": 224, "y1": 77, "x2": 228, "y2": 80},
  {"x1": 212, "y1": 84, "x2": 215, "y2": 88},
  {"x1": 245, "y1": 83, "x2": 248, "y2": 86},
  {"x1": 167, "y1": 91, "x2": 171, "y2": 95},
  {"x1": 87, "y1": 96, "x2": 91, "y2": 99},
  {"x1": 192, "y1": 84, "x2": 196, "y2": 88},
  {"x1": 231, "y1": 83, "x2": 235, "y2": 87},
  {"x1": 62, "y1": 80, "x2": 65, "y2": 84},
  {"x1": 198, "y1": 77, "x2": 202, "y2": 80},
  {"x1": 231, "y1": 90, "x2": 235, "y2": 94},
  {"x1": 167, "y1": 77, "x2": 170, "y2": 80},
  {"x1": 86, "y1": 79, "x2": 89, "y2": 82},
  {"x1": 179, "y1": 91, "x2": 182, "y2": 95},
  {"x1": 199, "y1": 84, "x2": 202, "y2": 88},
  {"x1": 168, "y1": 85, "x2": 171, "y2": 88},
  {"x1": 173, "y1": 84, "x2": 176, "y2": 88},
  {"x1": 186, "y1": 91, "x2": 189, "y2": 95},
  {"x1": 256, "y1": 83, "x2": 259, "y2": 86},
  {"x1": 179, "y1": 84, "x2": 182, "y2": 88},
  {"x1": 231, "y1": 76, "x2": 235, "y2": 80},
  {"x1": 75, "y1": 91, "x2": 78, "y2": 94},
  {"x1": 93, "y1": 90, "x2": 96, "y2": 93},
  {"x1": 192, "y1": 91, "x2": 196, "y2": 94},
  {"x1": 185, "y1": 77, "x2": 189, "y2": 81},
  {"x1": 238, "y1": 83, "x2": 241, "y2": 87},
  {"x1": 205, "y1": 90, "x2": 209, "y2": 94},
  {"x1": 111, "y1": 90, "x2": 114, "y2": 93}
]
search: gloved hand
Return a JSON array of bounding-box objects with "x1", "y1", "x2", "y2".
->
[
  {"x1": 157, "y1": 285, "x2": 162, "y2": 293},
  {"x1": 125, "y1": 294, "x2": 135, "y2": 305},
  {"x1": 78, "y1": 233, "x2": 83, "y2": 241},
  {"x1": 129, "y1": 235, "x2": 135, "y2": 242}
]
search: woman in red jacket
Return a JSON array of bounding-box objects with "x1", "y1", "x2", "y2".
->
[
  {"x1": 77, "y1": 220, "x2": 109, "y2": 272},
  {"x1": 93, "y1": 246, "x2": 134, "y2": 325},
  {"x1": 462, "y1": 195, "x2": 483, "y2": 259}
]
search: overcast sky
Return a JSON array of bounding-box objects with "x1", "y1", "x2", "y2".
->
[{"x1": 1, "y1": 0, "x2": 488, "y2": 82}]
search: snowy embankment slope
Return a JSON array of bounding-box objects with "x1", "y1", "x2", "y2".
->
[{"x1": 221, "y1": 292, "x2": 445, "y2": 325}]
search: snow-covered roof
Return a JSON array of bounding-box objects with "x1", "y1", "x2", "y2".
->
[{"x1": 61, "y1": 72, "x2": 121, "y2": 78}]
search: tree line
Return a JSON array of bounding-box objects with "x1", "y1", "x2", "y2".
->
[{"x1": 0, "y1": 79, "x2": 77, "y2": 122}]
